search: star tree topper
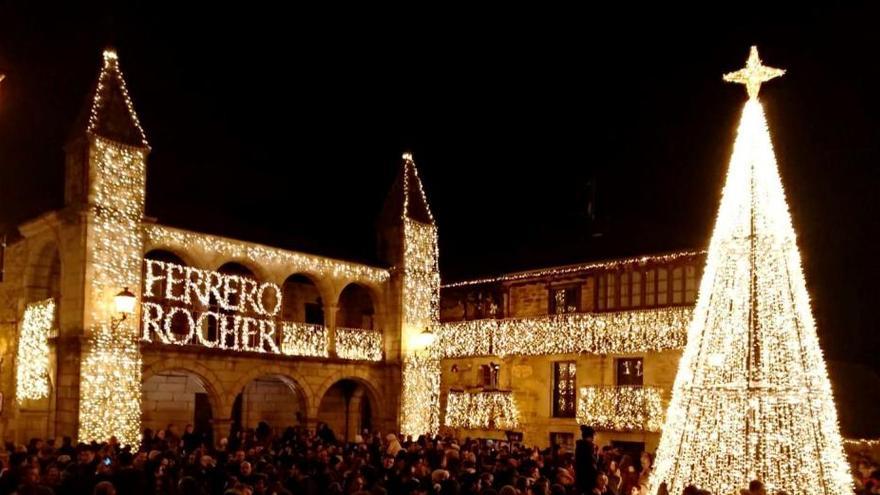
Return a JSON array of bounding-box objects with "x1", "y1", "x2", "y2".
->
[{"x1": 723, "y1": 46, "x2": 785, "y2": 99}]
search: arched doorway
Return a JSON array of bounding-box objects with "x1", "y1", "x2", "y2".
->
[
  {"x1": 142, "y1": 370, "x2": 215, "y2": 448},
  {"x1": 317, "y1": 379, "x2": 377, "y2": 442},
  {"x1": 231, "y1": 375, "x2": 306, "y2": 439}
]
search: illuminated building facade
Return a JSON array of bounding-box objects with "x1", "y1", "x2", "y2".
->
[{"x1": 0, "y1": 49, "x2": 698, "y2": 449}]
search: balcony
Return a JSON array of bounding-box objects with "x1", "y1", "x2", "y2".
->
[
  {"x1": 335, "y1": 327, "x2": 383, "y2": 361},
  {"x1": 444, "y1": 388, "x2": 520, "y2": 430},
  {"x1": 281, "y1": 322, "x2": 328, "y2": 358},
  {"x1": 576, "y1": 385, "x2": 664, "y2": 432},
  {"x1": 435, "y1": 306, "x2": 691, "y2": 358}
]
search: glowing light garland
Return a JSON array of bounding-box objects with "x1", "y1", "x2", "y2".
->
[
  {"x1": 576, "y1": 385, "x2": 663, "y2": 432},
  {"x1": 80, "y1": 136, "x2": 147, "y2": 446},
  {"x1": 401, "y1": 353, "x2": 441, "y2": 436},
  {"x1": 335, "y1": 327, "x2": 383, "y2": 361},
  {"x1": 435, "y1": 306, "x2": 692, "y2": 358},
  {"x1": 143, "y1": 224, "x2": 389, "y2": 284},
  {"x1": 77, "y1": 49, "x2": 149, "y2": 446},
  {"x1": 15, "y1": 299, "x2": 56, "y2": 402},
  {"x1": 843, "y1": 438, "x2": 880, "y2": 448},
  {"x1": 444, "y1": 389, "x2": 520, "y2": 430},
  {"x1": 398, "y1": 154, "x2": 443, "y2": 437},
  {"x1": 649, "y1": 47, "x2": 851, "y2": 495},
  {"x1": 442, "y1": 251, "x2": 704, "y2": 289},
  {"x1": 281, "y1": 322, "x2": 328, "y2": 357}
]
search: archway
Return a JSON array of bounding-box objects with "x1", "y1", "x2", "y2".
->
[
  {"x1": 317, "y1": 378, "x2": 377, "y2": 442},
  {"x1": 231, "y1": 375, "x2": 307, "y2": 439},
  {"x1": 281, "y1": 274, "x2": 324, "y2": 325},
  {"x1": 336, "y1": 283, "x2": 375, "y2": 329},
  {"x1": 141, "y1": 370, "x2": 216, "y2": 448}
]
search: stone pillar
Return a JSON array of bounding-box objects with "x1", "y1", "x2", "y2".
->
[{"x1": 325, "y1": 305, "x2": 339, "y2": 358}]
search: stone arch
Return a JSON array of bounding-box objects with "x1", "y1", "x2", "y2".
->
[
  {"x1": 141, "y1": 359, "x2": 226, "y2": 418},
  {"x1": 314, "y1": 372, "x2": 386, "y2": 441},
  {"x1": 280, "y1": 272, "x2": 333, "y2": 326},
  {"x1": 143, "y1": 247, "x2": 199, "y2": 269},
  {"x1": 141, "y1": 360, "x2": 226, "y2": 447},
  {"x1": 227, "y1": 364, "x2": 313, "y2": 429},
  {"x1": 24, "y1": 238, "x2": 61, "y2": 303},
  {"x1": 214, "y1": 259, "x2": 269, "y2": 282},
  {"x1": 334, "y1": 282, "x2": 382, "y2": 330}
]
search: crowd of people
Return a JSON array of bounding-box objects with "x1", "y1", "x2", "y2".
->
[{"x1": 0, "y1": 422, "x2": 861, "y2": 495}]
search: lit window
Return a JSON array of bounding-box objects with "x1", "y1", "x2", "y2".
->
[
  {"x1": 658, "y1": 268, "x2": 668, "y2": 305},
  {"x1": 672, "y1": 267, "x2": 683, "y2": 304},
  {"x1": 551, "y1": 287, "x2": 580, "y2": 314},
  {"x1": 616, "y1": 357, "x2": 644, "y2": 386},
  {"x1": 553, "y1": 361, "x2": 577, "y2": 418},
  {"x1": 645, "y1": 270, "x2": 656, "y2": 306},
  {"x1": 631, "y1": 271, "x2": 642, "y2": 307},
  {"x1": 620, "y1": 272, "x2": 630, "y2": 308},
  {"x1": 685, "y1": 265, "x2": 697, "y2": 302},
  {"x1": 606, "y1": 273, "x2": 617, "y2": 310}
]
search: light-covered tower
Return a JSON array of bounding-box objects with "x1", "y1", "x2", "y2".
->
[
  {"x1": 378, "y1": 152, "x2": 441, "y2": 436},
  {"x1": 65, "y1": 48, "x2": 149, "y2": 445}
]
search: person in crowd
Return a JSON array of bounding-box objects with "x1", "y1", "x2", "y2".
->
[{"x1": 575, "y1": 425, "x2": 598, "y2": 495}]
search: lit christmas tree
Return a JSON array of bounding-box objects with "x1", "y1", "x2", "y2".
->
[{"x1": 648, "y1": 47, "x2": 852, "y2": 495}]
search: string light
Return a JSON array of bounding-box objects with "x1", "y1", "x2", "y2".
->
[
  {"x1": 15, "y1": 299, "x2": 56, "y2": 402},
  {"x1": 576, "y1": 385, "x2": 663, "y2": 432},
  {"x1": 144, "y1": 225, "x2": 389, "y2": 284},
  {"x1": 397, "y1": 153, "x2": 443, "y2": 437},
  {"x1": 401, "y1": 353, "x2": 441, "y2": 436},
  {"x1": 444, "y1": 389, "x2": 520, "y2": 430},
  {"x1": 79, "y1": 136, "x2": 148, "y2": 446},
  {"x1": 442, "y1": 251, "x2": 704, "y2": 289},
  {"x1": 649, "y1": 47, "x2": 851, "y2": 495},
  {"x1": 87, "y1": 49, "x2": 149, "y2": 147},
  {"x1": 335, "y1": 327, "x2": 383, "y2": 361},
  {"x1": 281, "y1": 322, "x2": 328, "y2": 357},
  {"x1": 436, "y1": 307, "x2": 692, "y2": 358},
  {"x1": 843, "y1": 438, "x2": 880, "y2": 448}
]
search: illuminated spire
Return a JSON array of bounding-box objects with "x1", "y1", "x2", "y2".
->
[
  {"x1": 650, "y1": 49, "x2": 851, "y2": 495},
  {"x1": 381, "y1": 151, "x2": 435, "y2": 225},
  {"x1": 73, "y1": 47, "x2": 149, "y2": 148},
  {"x1": 723, "y1": 46, "x2": 785, "y2": 100}
]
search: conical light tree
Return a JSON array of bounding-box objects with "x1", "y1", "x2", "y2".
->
[{"x1": 649, "y1": 47, "x2": 852, "y2": 495}]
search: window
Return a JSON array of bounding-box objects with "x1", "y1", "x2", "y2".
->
[
  {"x1": 685, "y1": 265, "x2": 697, "y2": 302},
  {"x1": 620, "y1": 272, "x2": 630, "y2": 308},
  {"x1": 657, "y1": 268, "x2": 668, "y2": 305},
  {"x1": 479, "y1": 363, "x2": 500, "y2": 388},
  {"x1": 550, "y1": 287, "x2": 580, "y2": 314},
  {"x1": 672, "y1": 267, "x2": 683, "y2": 304},
  {"x1": 632, "y1": 271, "x2": 642, "y2": 307},
  {"x1": 597, "y1": 276, "x2": 606, "y2": 311},
  {"x1": 606, "y1": 273, "x2": 617, "y2": 310},
  {"x1": 553, "y1": 361, "x2": 577, "y2": 418},
  {"x1": 616, "y1": 358, "x2": 644, "y2": 386},
  {"x1": 645, "y1": 270, "x2": 656, "y2": 306}
]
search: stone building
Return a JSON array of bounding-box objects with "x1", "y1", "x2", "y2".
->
[
  {"x1": 436, "y1": 252, "x2": 704, "y2": 453},
  {"x1": 0, "y1": 49, "x2": 700, "y2": 450}
]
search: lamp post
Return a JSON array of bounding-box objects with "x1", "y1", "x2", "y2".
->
[
  {"x1": 110, "y1": 287, "x2": 136, "y2": 330},
  {"x1": 415, "y1": 326, "x2": 436, "y2": 350}
]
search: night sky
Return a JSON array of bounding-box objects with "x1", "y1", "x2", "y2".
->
[{"x1": 1, "y1": 4, "x2": 878, "y2": 372}]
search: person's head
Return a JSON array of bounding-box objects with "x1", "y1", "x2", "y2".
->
[
  {"x1": 44, "y1": 464, "x2": 61, "y2": 484},
  {"x1": 596, "y1": 473, "x2": 608, "y2": 489},
  {"x1": 580, "y1": 425, "x2": 595, "y2": 441},
  {"x1": 185, "y1": 424, "x2": 194, "y2": 434},
  {"x1": 748, "y1": 479, "x2": 766, "y2": 495},
  {"x1": 240, "y1": 461, "x2": 253, "y2": 476},
  {"x1": 78, "y1": 448, "x2": 95, "y2": 464},
  {"x1": 94, "y1": 481, "x2": 116, "y2": 495},
  {"x1": 21, "y1": 466, "x2": 39, "y2": 485},
  {"x1": 156, "y1": 429, "x2": 166, "y2": 440}
]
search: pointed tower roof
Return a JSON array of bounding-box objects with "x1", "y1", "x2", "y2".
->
[
  {"x1": 70, "y1": 48, "x2": 149, "y2": 148},
  {"x1": 381, "y1": 152, "x2": 435, "y2": 225}
]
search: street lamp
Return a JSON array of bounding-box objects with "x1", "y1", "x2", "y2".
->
[
  {"x1": 416, "y1": 326, "x2": 436, "y2": 349},
  {"x1": 111, "y1": 287, "x2": 136, "y2": 330}
]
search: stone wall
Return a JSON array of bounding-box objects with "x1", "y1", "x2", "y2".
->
[
  {"x1": 440, "y1": 349, "x2": 682, "y2": 451},
  {"x1": 142, "y1": 372, "x2": 207, "y2": 433},
  {"x1": 241, "y1": 378, "x2": 303, "y2": 430}
]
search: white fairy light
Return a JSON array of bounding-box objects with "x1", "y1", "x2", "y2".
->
[
  {"x1": 649, "y1": 47, "x2": 852, "y2": 495},
  {"x1": 444, "y1": 389, "x2": 520, "y2": 430},
  {"x1": 15, "y1": 299, "x2": 56, "y2": 402},
  {"x1": 576, "y1": 385, "x2": 664, "y2": 432},
  {"x1": 281, "y1": 322, "x2": 328, "y2": 357},
  {"x1": 335, "y1": 327, "x2": 383, "y2": 361}
]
